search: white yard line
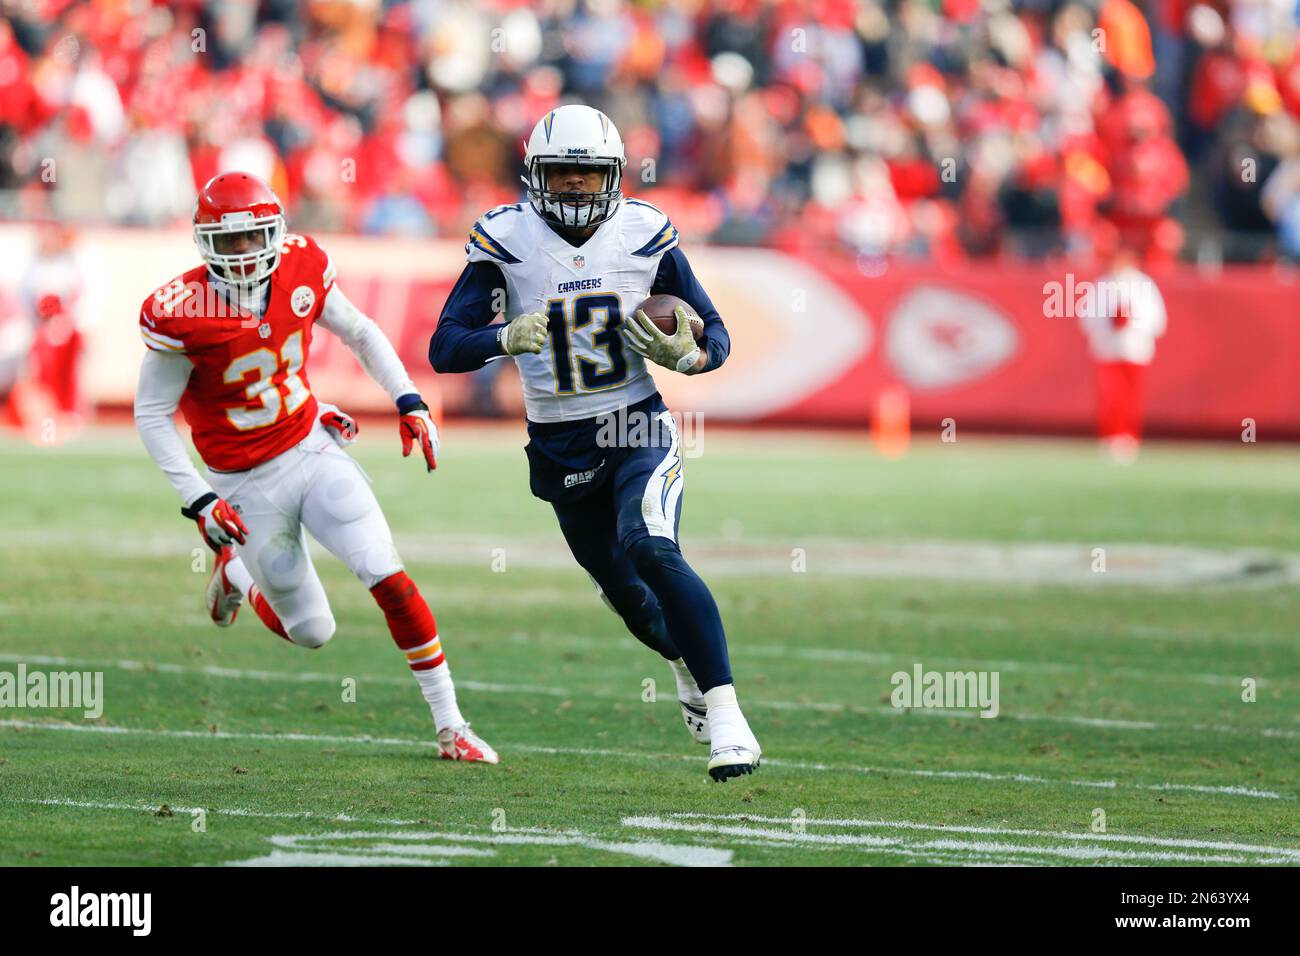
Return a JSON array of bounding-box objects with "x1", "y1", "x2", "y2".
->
[
  {"x1": 8, "y1": 800, "x2": 732, "y2": 866},
  {"x1": 8, "y1": 528, "x2": 1298, "y2": 589},
  {"x1": 521, "y1": 632, "x2": 1290, "y2": 688},
  {"x1": 19, "y1": 797, "x2": 428, "y2": 826},
  {"x1": 247, "y1": 830, "x2": 732, "y2": 868},
  {"x1": 732, "y1": 641, "x2": 1274, "y2": 688},
  {"x1": 3, "y1": 652, "x2": 1294, "y2": 740},
  {"x1": 229, "y1": 851, "x2": 455, "y2": 867},
  {"x1": 0, "y1": 653, "x2": 571, "y2": 697},
  {"x1": 621, "y1": 817, "x2": 1292, "y2": 866},
  {"x1": 2, "y1": 718, "x2": 1289, "y2": 800},
  {"x1": 666, "y1": 813, "x2": 1300, "y2": 861},
  {"x1": 14, "y1": 798, "x2": 1289, "y2": 867},
  {"x1": 16, "y1": 799, "x2": 650, "y2": 834}
]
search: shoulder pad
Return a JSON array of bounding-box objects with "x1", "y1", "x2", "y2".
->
[
  {"x1": 276, "y1": 233, "x2": 334, "y2": 293},
  {"x1": 623, "y1": 198, "x2": 679, "y2": 258},
  {"x1": 466, "y1": 203, "x2": 526, "y2": 265},
  {"x1": 282, "y1": 232, "x2": 329, "y2": 270},
  {"x1": 138, "y1": 268, "x2": 207, "y2": 352}
]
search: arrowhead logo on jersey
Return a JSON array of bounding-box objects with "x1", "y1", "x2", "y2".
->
[
  {"x1": 885, "y1": 286, "x2": 1018, "y2": 389},
  {"x1": 291, "y1": 285, "x2": 315, "y2": 317},
  {"x1": 257, "y1": 322, "x2": 271, "y2": 339}
]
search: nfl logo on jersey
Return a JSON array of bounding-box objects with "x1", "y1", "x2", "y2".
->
[
  {"x1": 257, "y1": 322, "x2": 271, "y2": 339},
  {"x1": 572, "y1": 255, "x2": 584, "y2": 268}
]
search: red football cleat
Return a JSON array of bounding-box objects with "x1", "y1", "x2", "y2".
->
[{"x1": 437, "y1": 724, "x2": 499, "y2": 764}]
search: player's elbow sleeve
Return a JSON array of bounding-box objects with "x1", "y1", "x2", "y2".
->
[
  {"x1": 428, "y1": 328, "x2": 467, "y2": 374},
  {"x1": 428, "y1": 329, "x2": 451, "y2": 373},
  {"x1": 133, "y1": 391, "x2": 174, "y2": 433}
]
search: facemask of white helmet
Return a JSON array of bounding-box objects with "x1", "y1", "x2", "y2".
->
[{"x1": 524, "y1": 158, "x2": 623, "y2": 229}]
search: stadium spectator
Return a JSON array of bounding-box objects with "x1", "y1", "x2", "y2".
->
[{"x1": 0, "y1": 0, "x2": 1292, "y2": 262}]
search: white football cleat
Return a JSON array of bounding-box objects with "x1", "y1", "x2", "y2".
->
[
  {"x1": 707, "y1": 745, "x2": 760, "y2": 782},
  {"x1": 706, "y1": 706, "x2": 761, "y2": 782},
  {"x1": 680, "y1": 700, "x2": 710, "y2": 744},
  {"x1": 205, "y1": 546, "x2": 243, "y2": 628},
  {"x1": 438, "y1": 723, "x2": 499, "y2": 764}
]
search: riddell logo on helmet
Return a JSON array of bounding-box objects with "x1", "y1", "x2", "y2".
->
[{"x1": 562, "y1": 147, "x2": 596, "y2": 157}]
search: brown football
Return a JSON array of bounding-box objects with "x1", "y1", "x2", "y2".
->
[{"x1": 635, "y1": 294, "x2": 704, "y2": 341}]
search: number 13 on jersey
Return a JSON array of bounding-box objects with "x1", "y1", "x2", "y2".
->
[{"x1": 545, "y1": 293, "x2": 628, "y2": 394}]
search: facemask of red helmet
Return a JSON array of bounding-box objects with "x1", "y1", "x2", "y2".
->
[{"x1": 193, "y1": 173, "x2": 286, "y2": 287}]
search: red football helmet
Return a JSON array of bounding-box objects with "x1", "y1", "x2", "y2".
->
[{"x1": 193, "y1": 172, "x2": 286, "y2": 286}]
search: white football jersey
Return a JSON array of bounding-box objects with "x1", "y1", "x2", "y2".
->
[
  {"x1": 466, "y1": 198, "x2": 680, "y2": 422},
  {"x1": 1077, "y1": 266, "x2": 1166, "y2": 365}
]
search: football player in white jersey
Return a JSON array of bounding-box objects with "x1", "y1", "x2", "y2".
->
[{"x1": 430, "y1": 105, "x2": 762, "y2": 781}]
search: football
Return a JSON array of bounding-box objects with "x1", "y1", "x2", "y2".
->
[{"x1": 635, "y1": 293, "x2": 704, "y2": 341}]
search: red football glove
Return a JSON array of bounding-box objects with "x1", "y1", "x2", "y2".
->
[
  {"x1": 398, "y1": 399, "x2": 439, "y2": 472},
  {"x1": 318, "y1": 401, "x2": 358, "y2": 446},
  {"x1": 182, "y1": 493, "x2": 248, "y2": 552}
]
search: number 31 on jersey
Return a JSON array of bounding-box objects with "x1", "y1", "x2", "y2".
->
[{"x1": 224, "y1": 330, "x2": 310, "y2": 430}]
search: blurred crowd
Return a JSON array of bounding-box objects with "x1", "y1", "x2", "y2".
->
[{"x1": 3, "y1": 0, "x2": 1300, "y2": 264}]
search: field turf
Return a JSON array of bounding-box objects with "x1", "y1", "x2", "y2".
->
[{"x1": 1, "y1": 424, "x2": 1297, "y2": 866}]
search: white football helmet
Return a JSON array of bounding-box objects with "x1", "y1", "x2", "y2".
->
[{"x1": 522, "y1": 105, "x2": 626, "y2": 229}]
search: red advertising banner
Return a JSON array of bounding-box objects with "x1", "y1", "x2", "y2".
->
[
  {"x1": 777, "y1": 257, "x2": 1300, "y2": 439},
  {"x1": 0, "y1": 224, "x2": 1293, "y2": 438}
]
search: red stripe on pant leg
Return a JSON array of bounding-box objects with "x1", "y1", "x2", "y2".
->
[
  {"x1": 1122, "y1": 362, "x2": 1146, "y2": 440},
  {"x1": 410, "y1": 653, "x2": 445, "y2": 671},
  {"x1": 250, "y1": 586, "x2": 290, "y2": 641},
  {"x1": 370, "y1": 571, "x2": 441, "y2": 653},
  {"x1": 1097, "y1": 362, "x2": 1118, "y2": 439}
]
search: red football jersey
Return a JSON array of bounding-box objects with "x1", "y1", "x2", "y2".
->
[{"x1": 138, "y1": 233, "x2": 335, "y2": 471}]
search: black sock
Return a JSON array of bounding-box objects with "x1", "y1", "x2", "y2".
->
[{"x1": 627, "y1": 536, "x2": 732, "y2": 692}]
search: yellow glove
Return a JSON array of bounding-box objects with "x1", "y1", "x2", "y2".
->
[{"x1": 500, "y1": 311, "x2": 549, "y2": 355}]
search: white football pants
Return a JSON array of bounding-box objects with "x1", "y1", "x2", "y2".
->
[{"x1": 206, "y1": 419, "x2": 404, "y2": 647}]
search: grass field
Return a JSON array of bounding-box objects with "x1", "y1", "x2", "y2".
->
[{"x1": 1, "y1": 423, "x2": 1298, "y2": 866}]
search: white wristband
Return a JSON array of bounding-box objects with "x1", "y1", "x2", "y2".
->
[{"x1": 497, "y1": 324, "x2": 510, "y2": 354}]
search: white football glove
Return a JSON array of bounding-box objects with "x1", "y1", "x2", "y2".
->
[
  {"x1": 622, "y1": 307, "x2": 702, "y2": 374},
  {"x1": 500, "y1": 311, "x2": 549, "y2": 355},
  {"x1": 318, "y1": 401, "x2": 358, "y2": 448}
]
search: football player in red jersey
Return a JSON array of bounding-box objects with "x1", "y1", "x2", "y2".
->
[{"x1": 133, "y1": 172, "x2": 497, "y2": 763}]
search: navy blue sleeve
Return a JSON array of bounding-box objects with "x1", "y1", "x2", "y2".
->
[
  {"x1": 428, "y1": 261, "x2": 508, "y2": 374},
  {"x1": 651, "y1": 246, "x2": 730, "y2": 372}
]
